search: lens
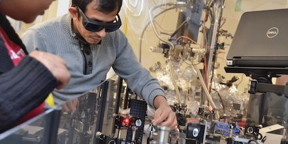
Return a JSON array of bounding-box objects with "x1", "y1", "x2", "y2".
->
[
  {"x1": 83, "y1": 22, "x2": 103, "y2": 32},
  {"x1": 105, "y1": 25, "x2": 121, "y2": 32}
]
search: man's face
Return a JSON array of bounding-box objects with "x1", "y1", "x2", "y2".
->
[
  {"x1": 72, "y1": 1, "x2": 119, "y2": 45},
  {"x1": 0, "y1": 0, "x2": 55, "y2": 23}
]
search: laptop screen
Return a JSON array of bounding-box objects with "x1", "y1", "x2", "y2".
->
[{"x1": 226, "y1": 9, "x2": 288, "y2": 67}]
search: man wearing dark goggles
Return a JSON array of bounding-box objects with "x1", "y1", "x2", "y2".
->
[
  {"x1": 77, "y1": 7, "x2": 122, "y2": 33},
  {"x1": 67, "y1": 0, "x2": 122, "y2": 45},
  {"x1": 22, "y1": 0, "x2": 177, "y2": 130}
]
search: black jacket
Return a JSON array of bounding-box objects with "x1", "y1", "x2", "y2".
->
[{"x1": 0, "y1": 14, "x2": 58, "y2": 133}]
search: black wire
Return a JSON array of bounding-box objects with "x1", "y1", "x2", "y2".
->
[{"x1": 212, "y1": 89, "x2": 226, "y2": 113}]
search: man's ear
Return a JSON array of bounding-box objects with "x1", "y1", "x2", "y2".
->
[{"x1": 68, "y1": 7, "x2": 79, "y2": 20}]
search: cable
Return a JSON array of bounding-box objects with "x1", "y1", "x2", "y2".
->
[
  {"x1": 170, "y1": 17, "x2": 190, "y2": 38},
  {"x1": 212, "y1": 89, "x2": 226, "y2": 113},
  {"x1": 236, "y1": 74, "x2": 245, "y2": 86},
  {"x1": 206, "y1": 0, "x2": 225, "y2": 95},
  {"x1": 154, "y1": 20, "x2": 174, "y2": 33},
  {"x1": 139, "y1": 6, "x2": 177, "y2": 63},
  {"x1": 216, "y1": 91, "x2": 225, "y2": 112},
  {"x1": 192, "y1": 64, "x2": 217, "y2": 110},
  {"x1": 219, "y1": 17, "x2": 226, "y2": 29},
  {"x1": 176, "y1": 36, "x2": 197, "y2": 44},
  {"x1": 149, "y1": 3, "x2": 177, "y2": 50}
]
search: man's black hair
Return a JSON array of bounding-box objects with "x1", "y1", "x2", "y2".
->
[{"x1": 72, "y1": 0, "x2": 123, "y2": 14}]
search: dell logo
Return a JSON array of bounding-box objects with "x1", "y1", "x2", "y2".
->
[{"x1": 266, "y1": 27, "x2": 279, "y2": 38}]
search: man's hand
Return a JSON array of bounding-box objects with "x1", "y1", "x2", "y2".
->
[
  {"x1": 62, "y1": 98, "x2": 79, "y2": 113},
  {"x1": 152, "y1": 96, "x2": 177, "y2": 128},
  {"x1": 29, "y1": 51, "x2": 70, "y2": 89}
]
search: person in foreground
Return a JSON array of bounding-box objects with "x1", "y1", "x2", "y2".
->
[
  {"x1": 0, "y1": 0, "x2": 70, "y2": 132},
  {"x1": 21, "y1": 0, "x2": 177, "y2": 128}
]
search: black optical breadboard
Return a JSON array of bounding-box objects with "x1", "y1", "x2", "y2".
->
[{"x1": 125, "y1": 99, "x2": 147, "y2": 144}]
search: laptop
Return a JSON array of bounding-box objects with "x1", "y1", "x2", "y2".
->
[{"x1": 226, "y1": 9, "x2": 288, "y2": 68}]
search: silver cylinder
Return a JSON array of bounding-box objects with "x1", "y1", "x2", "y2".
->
[{"x1": 157, "y1": 126, "x2": 171, "y2": 144}]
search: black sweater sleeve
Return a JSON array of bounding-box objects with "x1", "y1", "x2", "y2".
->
[{"x1": 0, "y1": 56, "x2": 58, "y2": 132}]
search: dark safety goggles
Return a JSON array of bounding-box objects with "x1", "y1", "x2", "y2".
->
[{"x1": 77, "y1": 7, "x2": 122, "y2": 32}]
